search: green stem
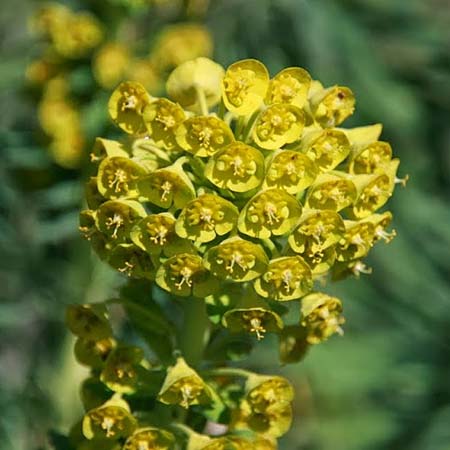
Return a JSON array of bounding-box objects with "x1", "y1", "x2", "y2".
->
[
  {"x1": 241, "y1": 109, "x2": 260, "y2": 143},
  {"x1": 179, "y1": 298, "x2": 209, "y2": 367},
  {"x1": 202, "y1": 367, "x2": 254, "y2": 378},
  {"x1": 235, "y1": 115, "x2": 246, "y2": 140},
  {"x1": 195, "y1": 85, "x2": 209, "y2": 116}
]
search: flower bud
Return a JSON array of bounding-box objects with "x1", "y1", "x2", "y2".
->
[
  {"x1": 75, "y1": 337, "x2": 116, "y2": 369},
  {"x1": 66, "y1": 304, "x2": 112, "y2": 340},
  {"x1": 167, "y1": 57, "x2": 224, "y2": 111}
]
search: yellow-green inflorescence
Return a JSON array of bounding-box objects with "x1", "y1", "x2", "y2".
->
[{"x1": 73, "y1": 57, "x2": 405, "y2": 448}]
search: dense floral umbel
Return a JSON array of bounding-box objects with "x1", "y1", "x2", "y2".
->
[{"x1": 74, "y1": 57, "x2": 405, "y2": 448}]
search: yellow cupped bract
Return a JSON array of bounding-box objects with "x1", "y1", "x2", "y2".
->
[
  {"x1": 264, "y1": 150, "x2": 318, "y2": 194},
  {"x1": 305, "y1": 173, "x2": 357, "y2": 212},
  {"x1": 254, "y1": 256, "x2": 313, "y2": 301},
  {"x1": 238, "y1": 189, "x2": 302, "y2": 239},
  {"x1": 156, "y1": 253, "x2": 215, "y2": 297},
  {"x1": 299, "y1": 128, "x2": 351, "y2": 172},
  {"x1": 175, "y1": 116, "x2": 234, "y2": 157},
  {"x1": 158, "y1": 357, "x2": 213, "y2": 409},
  {"x1": 252, "y1": 104, "x2": 304, "y2": 150},
  {"x1": 143, "y1": 98, "x2": 186, "y2": 150},
  {"x1": 222, "y1": 59, "x2": 269, "y2": 115},
  {"x1": 203, "y1": 237, "x2": 269, "y2": 282},
  {"x1": 108, "y1": 82, "x2": 152, "y2": 135},
  {"x1": 205, "y1": 142, "x2": 265, "y2": 192},
  {"x1": 310, "y1": 85, "x2": 355, "y2": 128},
  {"x1": 97, "y1": 156, "x2": 147, "y2": 200},
  {"x1": 175, "y1": 193, "x2": 239, "y2": 244},
  {"x1": 266, "y1": 67, "x2": 312, "y2": 108}
]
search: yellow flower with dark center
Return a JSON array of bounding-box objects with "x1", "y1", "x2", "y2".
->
[
  {"x1": 238, "y1": 188, "x2": 302, "y2": 239},
  {"x1": 205, "y1": 142, "x2": 265, "y2": 192},
  {"x1": 107, "y1": 244, "x2": 157, "y2": 279},
  {"x1": 82, "y1": 397, "x2": 137, "y2": 440},
  {"x1": 310, "y1": 85, "x2": 355, "y2": 128},
  {"x1": 203, "y1": 237, "x2": 269, "y2": 282},
  {"x1": 300, "y1": 292, "x2": 345, "y2": 344},
  {"x1": 264, "y1": 150, "x2": 318, "y2": 194},
  {"x1": 98, "y1": 157, "x2": 147, "y2": 200},
  {"x1": 349, "y1": 141, "x2": 393, "y2": 174},
  {"x1": 175, "y1": 116, "x2": 234, "y2": 157},
  {"x1": 253, "y1": 104, "x2": 304, "y2": 150},
  {"x1": 223, "y1": 307, "x2": 283, "y2": 341},
  {"x1": 123, "y1": 427, "x2": 175, "y2": 450},
  {"x1": 156, "y1": 253, "x2": 215, "y2": 297},
  {"x1": 143, "y1": 98, "x2": 186, "y2": 150},
  {"x1": 306, "y1": 173, "x2": 357, "y2": 212},
  {"x1": 336, "y1": 219, "x2": 375, "y2": 262},
  {"x1": 266, "y1": 67, "x2": 311, "y2": 108},
  {"x1": 158, "y1": 357, "x2": 213, "y2": 408},
  {"x1": 254, "y1": 256, "x2": 313, "y2": 301},
  {"x1": 299, "y1": 128, "x2": 351, "y2": 172},
  {"x1": 175, "y1": 194, "x2": 239, "y2": 244},
  {"x1": 222, "y1": 59, "x2": 269, "y2": 115},
  {"x1": 96, "y1": 200, "x2": 146, "y2": 242},
  {"x1": 109, "y1": 82, "x2": 152, "y2": 135}
]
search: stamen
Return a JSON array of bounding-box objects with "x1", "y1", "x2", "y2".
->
[
  {"x1": 249, "y1": 317, "x2": 266, "y2": 341},
  {"x1": 160, "y1": 181, "x2": 173, "y2": 201},
  {"x1": 175, "y1": 267, "x2": 193, "y2": 290},
  {"x1": 105, "y1": 213, "x2": 124, "y2": 239}
]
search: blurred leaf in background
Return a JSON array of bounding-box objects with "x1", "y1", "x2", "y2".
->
[{"x1": 1, "y1": 0, "x2": 450, "y2": 449}]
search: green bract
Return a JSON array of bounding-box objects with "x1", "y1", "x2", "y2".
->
[
  {"x1": 205, "y1": 142, "x2": 265, "y2": 193},
  {"x1": 238, "y1": 188, "x2": 302, "y2": 239},
  {"x1": 175, "y1": 193, "x2": 238, "y2": 244}
]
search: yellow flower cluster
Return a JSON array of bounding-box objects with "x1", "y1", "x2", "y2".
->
[{"x1": 82, "y1": 56, "x2": 406, "y2": 346}]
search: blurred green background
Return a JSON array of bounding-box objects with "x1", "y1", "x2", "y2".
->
[{"x1": 1, "y1": 0, "x2": 450, "y2": 449}]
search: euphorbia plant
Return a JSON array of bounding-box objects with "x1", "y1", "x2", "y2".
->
[{"x1": 70, "y1": 56, "x2": 406, "y2": 449}]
